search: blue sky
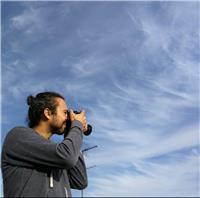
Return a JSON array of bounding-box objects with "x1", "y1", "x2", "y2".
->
[{"x1": 1, "y1": 1, "x2": 200, "y2": 197}]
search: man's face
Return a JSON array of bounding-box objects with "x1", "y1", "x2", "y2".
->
[{"x1": 50, "y1": 98, "x2": 68, "y2": 134}]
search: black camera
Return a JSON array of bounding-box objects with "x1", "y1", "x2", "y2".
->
[{"x1": 64, "y1": 110, "x2": 92, "y2": 137}]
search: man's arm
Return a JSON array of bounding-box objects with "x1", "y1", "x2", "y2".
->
[
  {"x1": 2, "y1": 121, "x2": 83, "y2": 169},
  {"x1": 68, "y1": 152, "x2": 88, "y2": 190}
]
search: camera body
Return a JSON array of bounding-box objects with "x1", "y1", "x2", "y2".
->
[{"x1": 64, "y1": 110, "x2": 92, "y2": 137}]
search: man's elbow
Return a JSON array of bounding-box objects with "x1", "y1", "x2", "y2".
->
[{"x1": 62, "y1": 157, "x2": 78, "y2": 168}]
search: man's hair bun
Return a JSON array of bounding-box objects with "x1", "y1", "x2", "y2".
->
[{"x1": 27, "y1": 95, "x2": 35, "y2": 106}]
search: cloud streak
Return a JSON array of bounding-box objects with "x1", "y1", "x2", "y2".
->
[{"x1": 85, "y1": 153, "x2": 199, "y2": 197}]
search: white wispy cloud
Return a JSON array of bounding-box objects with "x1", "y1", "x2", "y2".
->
[
  {"x1": 61, "y1": 53, "x2": 108, "y2": 78},
  {"x1": 2, "y1": 59, "x2": 37, "y2": 100},
  {"x1": 85, "y1": 153, "x2": 199, "y2": 197},
  {"x1": 85, "y1": 123, "x2": 199, "y2": 166},
  {"x1": 10, "y1": 7, "x2": 44, "y2": 35}
]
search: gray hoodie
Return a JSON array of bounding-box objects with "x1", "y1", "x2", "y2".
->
[{"x1": 1, "y1": 120, "x2": 88, "y2": 197}]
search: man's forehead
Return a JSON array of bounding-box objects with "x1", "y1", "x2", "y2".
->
[{"x1": 56, "y1": 98, "x2": 68, "y2": 109}]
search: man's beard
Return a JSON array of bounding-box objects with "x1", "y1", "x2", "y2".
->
[{"x1": 51, "y1": 122, "x2": 66, "y2": 135}]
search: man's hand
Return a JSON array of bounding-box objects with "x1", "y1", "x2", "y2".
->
[{"x1": 69, "y1": 110, "x2": 88, "y2": 133}]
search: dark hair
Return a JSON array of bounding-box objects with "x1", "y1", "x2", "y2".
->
[{"x1": 27, "y1": 91, "x2": 65, "y2": 128}]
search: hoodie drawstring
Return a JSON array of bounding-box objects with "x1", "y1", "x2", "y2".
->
[{"x1": 50, "y1": 170, "x2": 54, "y2": 188}]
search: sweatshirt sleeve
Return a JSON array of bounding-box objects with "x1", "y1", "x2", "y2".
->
[
  {"x1": 2, "y1": 121, "x2": 83, "y2": 169},
  {"x1": 68, "y1": 152, "x2": 88, "y2": 190}
]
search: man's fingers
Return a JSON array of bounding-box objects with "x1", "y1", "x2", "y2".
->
[{"x1": 69, "y1": 109, "x2": 88, "y2": 132}]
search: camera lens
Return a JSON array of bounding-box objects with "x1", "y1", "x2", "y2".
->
[{"x1": 84, "y1": 124, "x2": 92, "y2": 136}]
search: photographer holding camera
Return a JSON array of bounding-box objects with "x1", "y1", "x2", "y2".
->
[{"x1": 1, "y1": 91, "x2": 88, "y2": 197}]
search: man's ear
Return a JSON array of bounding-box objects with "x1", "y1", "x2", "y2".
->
[{"x1": 43, "y1": 108, "x2": 52, "y2": 120}]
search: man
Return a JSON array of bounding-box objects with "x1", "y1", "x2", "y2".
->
[{"x1": 1, "y1": 91, "x2": 88, "y2": 197}]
